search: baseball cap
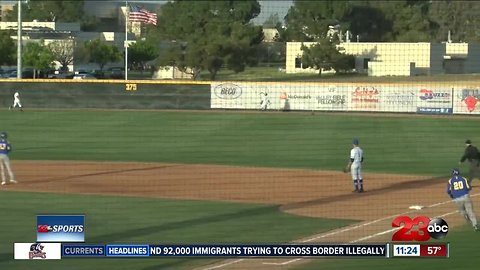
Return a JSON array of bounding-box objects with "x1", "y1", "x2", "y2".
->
[
  {"x1": 452, "y1": 168, "x2": 460, "y2": 175},
  {"x1": 466, "y1": 139, "x2": 472, "y2": 144},
  {"x1": 352, "y1": 138, "x2": 359, "y2": 145}
]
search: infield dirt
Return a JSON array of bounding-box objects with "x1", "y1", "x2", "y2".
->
[{"x1": 1, "y1": 160, "x2": 474, "y2": 269}]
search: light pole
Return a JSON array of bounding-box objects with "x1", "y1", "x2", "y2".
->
[{"x1": 17, "y1": 0, "x2": 22, "y2": 78}]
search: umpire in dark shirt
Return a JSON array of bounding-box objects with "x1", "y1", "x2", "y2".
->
[{"x1": 459, "y1": 139, "x2": 480, "y2": 183}]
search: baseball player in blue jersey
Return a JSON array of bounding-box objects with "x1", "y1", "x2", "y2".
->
[
  {"x1": 447, "y1": 168, "x2": 479, "y2": 231},
  {"x1": 345, "y1": 138, "x2": 364, "y2": 193},
  {"x1": 0, "y1": 132, "x2": 17, "y2": 185}
]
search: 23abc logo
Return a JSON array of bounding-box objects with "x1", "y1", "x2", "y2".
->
[{"x1": 392, "y1": 216, "x2": 449, "y2": 241}]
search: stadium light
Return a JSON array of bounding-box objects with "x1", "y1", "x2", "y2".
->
[{"x1": 17, "y1": 0, "x2": 22, "y2": 78}]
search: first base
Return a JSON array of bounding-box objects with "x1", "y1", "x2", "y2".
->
[{"x1": 409, "y1": 205, "x2": 425, "y2": 210}]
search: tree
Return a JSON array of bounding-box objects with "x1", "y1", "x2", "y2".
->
[
  {"x1": 128, "y1": 40, "x2": 158, "y2": 72},
  {"x1": 263, "y1": 13, "x2": 281, "y2": 28},
  {"x1": 282, "y1": 0, "x2": 440, "y2": 42},
  {"x1": 428, "y1": 1, "x2": 480, "y2": 42},
  {"x1": 153, "y1": 0, "x2": 263, "y2": 80},
  {"x1": 23, "y1": 41, "x2": 54, "y2": 78},
  {"x1": 331, "y1": 53, "x2": 355, "y2": 74},
  {"x1": 84, "y1": 39, "x2": 121, "y2": 71},
  {"x1": 0, "y1": 30, "x2": 15, "y2": 66},
  {"x1": 73, "y1": 41, "x2": 89, "y2": 64},
  {"x1": 300, "y1": 37, "x2": 341, "y2": 75},
  {"x1": 5, "y1": 0, "x2": 84, "y2": 22},
  {"x1": 372, "y1": 1, "x2": 435, "y2": 42},
  {"x1": 48, "y1": 39, "x2": 74, "y2": 72},
  {"x1": 283, "y1": 1, "x2": 351, "y2": 42},
  {"x1": 345, "y1": 3, "x2": 392, "y2": 42}
]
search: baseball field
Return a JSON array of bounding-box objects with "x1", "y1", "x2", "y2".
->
[{"x1": 1, "y1": 109, "x2": 480, "y2": 270}]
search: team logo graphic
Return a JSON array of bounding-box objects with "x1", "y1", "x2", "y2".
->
[
  {"x1": 419, "y1": 89, "x2": 451, "y2": 100},
  {"x1": 392, "y1": 216, "x2": 449, "y2": 241},
  {"x1": 213, "y1": 83, "x2": 242, "y2": 99},
  {"x1": 464, "y1": 95, "x2": 478, "y2": 112},
  {"x1": 352, "y1": 86, "x2": 379, "y2": 97},
  {"x1": 461, "y1": 89, "x2": 480, "y2": 112},
  {"x1": 29, "y1": 243, "x2": 46, "y2": 259},
  {"x1": 37, "y1": 225, "x2": 53, "y2": 233},
  {"x1": 37, "y1": 215, "x2": 85, "y2": 242}
]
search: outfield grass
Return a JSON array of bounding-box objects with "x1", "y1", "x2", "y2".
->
[
  {"x1": 1, "y1": 110, "x2": 478, "y2": 175},
  {"x1": 0, "y1": 192, "x2": 353, "y2": 270}
]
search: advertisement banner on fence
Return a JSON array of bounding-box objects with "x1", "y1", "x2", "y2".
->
[
  {"x1": 453, "y1": 88, "x2": 480, "y2": 114},
  {"x1": 211, "y1": 83, "x2": 458, "y2": 114},
  {"x1": 211, "y1": 82, "x2": 246, "y2": 109},
  {"x1": 416, "y1": 87, "x2": 453, "y2": 114},
  {"x1": 380, "y1": 86, "x2": 416, "y2": 112},
  {"x1": 315, "y1": 85, "x2": 348, "y2": 111},
  {"x1": 211, "y1": 82, "x2": 330, "y2": 111},
  {"x1": 348, "y1": 86, "x2": 381, "y2": 111}
]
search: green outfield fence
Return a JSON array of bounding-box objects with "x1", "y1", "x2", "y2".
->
[{"x1": 0, "y1": 79, "x2": 211, "y2": 110}]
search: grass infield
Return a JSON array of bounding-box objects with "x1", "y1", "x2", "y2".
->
[{"x1": 0, "y1": 191, "x2": 352, "y2": 270}]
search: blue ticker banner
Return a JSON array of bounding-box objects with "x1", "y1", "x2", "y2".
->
[
  {"x1": 37, "y1": 215, "x2": 85, "y2": 242},
  {"x1": 416, "y1": 107, "x2": 453, "y2": 114},
  {"x1": 62, "y1": 244, "x2": 105, "y2": 257},
  {"x1": 61, "y1": 244, "x2": 388, "y2": 257}
]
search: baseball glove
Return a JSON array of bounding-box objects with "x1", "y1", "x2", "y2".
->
[{"x1": 343, "y1": 167, "x2": 349, "y2": 173}]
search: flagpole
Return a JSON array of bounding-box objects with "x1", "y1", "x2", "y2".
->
[{"x1": 125, "y1": 0, "x2": 128, "y2": 80}]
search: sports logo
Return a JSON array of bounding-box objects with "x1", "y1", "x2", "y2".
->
[
  {"x1": 14, "y1": 243, "x2": 61, "y2": 260},
  {"x1": 460, "y1": 89, "x2": 480, "y2": 112},
  {"x1": 37, "y1": 225, "x2": 53, "y2": 233},
  {"x1": 419, "y1": 89, "x2": 451, "y2": 101},
  {"x1": 37, "y1": 215, "x2": 85, "y2": 242},
  {"x1": 352, "y1": 86, "x2": 379, "y2": 97},
  {"x1": 213, "y1": 83, "x2": 242, "y2": 99},
  {"x1": 351, "y1": 86, "x2": 380, "y2": 109},
  {"x1": 29, "y1": 243, "x2": 46, "y2": 259},
  {"x1": 464, "y1": 95, "x2": 478, "y2": 112},
  {"x1": 392, "y1": 216, "x2": 449, "y2": 241}
]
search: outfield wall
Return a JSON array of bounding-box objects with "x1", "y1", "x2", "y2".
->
[
  {"x1": 1, "y1": 79, "x2": 480, "y2": 115},
  {"x1": 211, "y1": 82, "x2": 480, "y2": 115},
  {"x1": 0, "y1": 79, "x2": 211, "y2": 110}
]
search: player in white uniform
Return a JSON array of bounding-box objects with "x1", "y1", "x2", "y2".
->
[
  {"x1": 260, "y1": 92, "x2": 270, "y2": 111},
  {"x1": 9, "y1": 91, "x2": 23, "y2": 111},
  {"x1": 346, "y1": 138, "x2": 364, "y2": 193}
]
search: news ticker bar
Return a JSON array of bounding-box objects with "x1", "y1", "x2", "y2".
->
[{"x1": 55, "y1": 243, "x2": 448, "y2": 258}]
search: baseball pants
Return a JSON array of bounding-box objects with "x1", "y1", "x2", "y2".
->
[
  {"x1": 351, "y1": 164, "x2": 363, "y2": 190},
  {"x1": 0, "y1": 154, "x2": 15, "y2": 183},
  {"x1": 453, "y1": 194, "x2": 478, "y2": 227},
  {"x1": 468, "y1": 160, "x2": 480, "y2": 182},
  {"x1": 13, "y1": 99, "x2": 22, "y2": 108},
  {"x1": 351, "y1": 164, "x2": 362, "y2": 180}
]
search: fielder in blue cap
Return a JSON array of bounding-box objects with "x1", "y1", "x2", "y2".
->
[
  {"x1": 344, "y1": 138, "x2": 364, "y2": 192},
  {"x1": 447, "y1": 168, "x2": 479, "y2": 231}
]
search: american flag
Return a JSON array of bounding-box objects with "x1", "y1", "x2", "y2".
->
[{"x1": 129, "y1": 5, "x2": 157, "y2": 26}]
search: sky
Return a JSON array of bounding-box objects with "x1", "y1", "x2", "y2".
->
[{"x1": 254, "y1": 0, "x2": 293, "y2": 25}]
